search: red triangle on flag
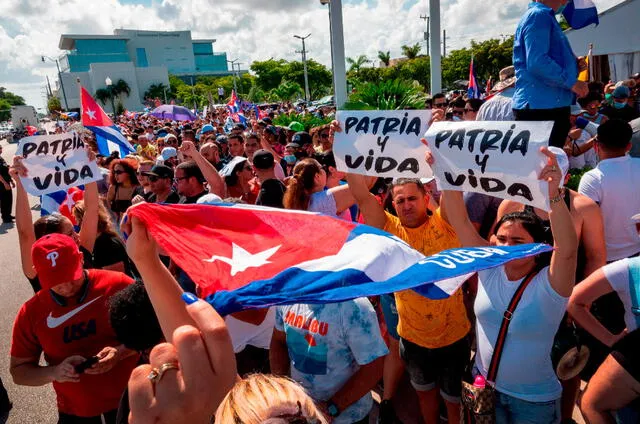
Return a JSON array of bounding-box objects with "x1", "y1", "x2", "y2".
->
[{"x1": 80, "y1": 85, "x2": 114, "y2": 127}]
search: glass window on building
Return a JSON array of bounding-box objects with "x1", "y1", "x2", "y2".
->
[{"x1": 136, "y1": 48, "x2": 148, "y2": 68}]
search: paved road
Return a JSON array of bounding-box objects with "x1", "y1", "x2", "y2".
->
[{"x1": 0, "y1": 139, "x2": 57, "y2": 423}]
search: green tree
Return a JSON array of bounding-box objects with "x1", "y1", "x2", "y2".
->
[
  {"x1": 0, "y1": 99, "x2": 11, "y2": 121},
  {"x1": 251, "y1": 59, "x2": 331, "y2": 100},
  {"x1": 347, "y1": 55, "x2": 370, "y2": 73},
  {"x1": 94, "y1": 88, "x2": 111, "y2": 106},
  {"x1": 269, "y1": 81, "x2": 303, "y2": 102},
  {"x1": 47, "y1": 96, "x2": 62, "y2": 113},
  {"x1": 251, "y1": 59, "x2": 289, "y2": 91},
  {"x1": 345, "y1": 79, "x2": 427, "y2": 110},
  {"x1": 0, "y1": 87, "x2": 26, "y2": 106},
  {"x1": 378, "y1": 50, "x2": 391, "y2": 67},
  {"x1": 144, "y1": 83, "x2": 171, "y2": 103},
  {"x1": 401, "y1": 43, "x2": 422, "y2": 60},
  {"x1": 396, "y1": 56, "x2": 431, "y2": 91}
]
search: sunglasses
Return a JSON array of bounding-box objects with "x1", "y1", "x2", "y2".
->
[
  {"x1": 320, "y1": 133, "x2": 330, "y2": 139},
  {"x1": 148, "y1": 175, "x2": 160, "y2": 182},
  {"x1": 464, "y1": 108, "x2": 474, "y2": 113},
  {"x1": 113, "y1": 170, "x2": 125, "y2": 175},
  {"x1": 434, "y1": 102, "x2": 447, "y2": 107},
  {"x1": 174, "y1": 176, "x2": 190, "y2": 182},
  {"x1": 452, "y1": 110, "x2": 464, "y2": 116}
]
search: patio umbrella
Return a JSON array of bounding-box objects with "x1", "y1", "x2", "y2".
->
[{"x1": 150, "y1": 105, "x2": 197, "y2": 121}]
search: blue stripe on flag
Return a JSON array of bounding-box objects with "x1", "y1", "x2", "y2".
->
[
  {"x1": 207, "y1": 243, "x2": 552, "y2": 315},
  {"x1": 563, "y1": 0, "x2": 599, "y2": 29},
  {"x1": 86, "y1": 125, "x2": 135, "y2": 158}
]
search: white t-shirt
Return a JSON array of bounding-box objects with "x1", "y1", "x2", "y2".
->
[
  {"x1": 474, "y1": 266, "x2": 568, "y2": 402},
  {"x1": 225, "y1": 307, "x2": 275, "y2": 353},
  {"x1": 567, "y1": 131, "x2": 597, "y2": 170},
  {"x1": 476, "y1": 88, "x2": 514, "y2": 122},
  {"x1": 275, "y1": 300, "x2": 388, "y2": 424},
  {"x1": 308, "y1": 190, "x2": 351, "y2": 221},
  {"x1": 602, "y1": 257, "x2": 640, "y2": 332},
  {"x1": 578, "y1": 155, "x2": 640, "y2": 261}
]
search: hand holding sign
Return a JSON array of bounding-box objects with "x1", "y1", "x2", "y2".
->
[{"x1": 16, "y1": 132, "x2": 101, "y2": 196}]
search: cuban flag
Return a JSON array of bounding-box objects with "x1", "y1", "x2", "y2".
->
[
  {"x1": 41, "y1": 187, "x2": 84, "y2": 225},
  {"x1": 80, "y1": 85, "x2": 135, "y2": 158},
  {"x1": 226, "y1": 90, "x2": 247, "y2": 125},
  {"x1": 563, "y1": 0, "x2": 599, "y2": 29},
  {"x1": 127, "y1": 203, "x2": 551, "y2": 315},
  {"x1": 468, "y1": 56, "x2": 480, "y2": 99}
]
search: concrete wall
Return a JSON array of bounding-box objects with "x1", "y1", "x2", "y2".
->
[
  {"x1": 115, "y1": 29, "x2": 196, "y2": 74},
  {"x1": 566, "y1": 0, "x2": 640, "y2": 56},
  {"x1": 57, "y1": 72, "x2": 93, "y2": 110},
  {"x1": 88, "y1": 62, "x2": 142, "y2": 113},
  {"x1": 136, "y1": 66, "x2": 170, "y2": 102}
]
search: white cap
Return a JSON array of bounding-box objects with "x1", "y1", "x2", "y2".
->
[
  {"x1": 420, "y1": 177, "x2": 436, "y2": 185},
  {"x1": 161, "y1": 147, "x2": 178, "y2": 161},
  {"x1": 197, "y1": 194, "x2": 223, "y2": 205}
]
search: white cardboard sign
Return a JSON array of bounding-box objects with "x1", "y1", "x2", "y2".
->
[
  {"x1": 334, "y1": 110, "x2": 433, "y2": 179},
  {"x1": 425, "y1": 121, "x2": 553, "y2": 211},
  {"x1": 17, "y1": 132, "x2": 101, "y2": 196}
]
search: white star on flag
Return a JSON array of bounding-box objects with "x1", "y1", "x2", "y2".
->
[
  {"x1": 203, "y1": 243, "x2": 281, "y2": 276},
  {"x1": 85, "y1": 109, "x2": 96, "y2": 120}
]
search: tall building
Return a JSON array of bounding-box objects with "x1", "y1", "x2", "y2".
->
[{"x1": 55, "y1": 29, "x2": 237, "y2": 112}]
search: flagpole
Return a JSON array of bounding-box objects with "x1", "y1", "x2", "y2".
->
[{"x1": 588, "y1": 43, "x2": 594, "y2": 82}]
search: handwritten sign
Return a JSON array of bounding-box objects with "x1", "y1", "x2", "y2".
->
[
  {"x1": 334, "y1": 110, "x2": 433, "y2": 179},
  {"x1": 17, "y1": 132, "x2": 100, "y2": 196},
  {"x1": 425, "y1": 121, "x2": 553, "y2": 211}
]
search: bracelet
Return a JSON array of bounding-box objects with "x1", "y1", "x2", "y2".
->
[{"x1": 550, "y1": 194, "x2": 563, "y2": 204}]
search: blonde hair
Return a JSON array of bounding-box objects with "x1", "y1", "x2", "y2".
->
[{"x1": 215, "y1": 374, "x2": 327, "y2": 424}]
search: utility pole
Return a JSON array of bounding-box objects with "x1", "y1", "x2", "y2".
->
[
  {"x1": 227, "y1": 58, "x2": 238, "y2": 93},
  {"x1": 294, "y1": 33, "x2": 312, "y2": 102},
  {"x1": 420, "y1": 15, "x2": 430, "y2": 56},
  {"x1": 46, "y1": 76, "x2": 53, "y2": 98},
  {"x1": 443, "y1": 29, "x2": 447, "y2": 58},
  {"x1": 41, "y1": 56, "x2": 69, "y2": 111},
  {"x1": 325, "y1": 0, "x2": 347, "y2": 108},
  {"x1": 428, "y1": 0, "x2": 442, "y2": 94},
  {"x1": 234, "y1": 63, "x2": 243, "y2": 95}
]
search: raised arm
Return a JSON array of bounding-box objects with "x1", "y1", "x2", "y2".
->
[
  {"x1": 180, "y1": 141, "x2": 225, "y2": 198},
  {"x1": 440, "y1": 190, "x2": 490, "y2": 247},
  {"x1": 10, "y1": 157, "x2": 36, "y2": 279},
  {"x1": 78, "y1": 181, "x2": 99, "y2": 253},
  {"x1": 567, "y1": 269, "x2": 625, "y2": 347},
  {"x1": 328, "y1": 176, "x2": 376, "y2": 215},
  {"x1": 345, "y1": 173, "x2": 386, "y2": 229},
  {"x1": 543, "y1": 148, "x2": 579, "y2": 297},
  {"x1": 578, "y1": 196, "x2": 607, "y2": 278}
]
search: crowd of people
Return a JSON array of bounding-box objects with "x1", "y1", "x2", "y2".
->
[{"x1": 0, "y1": 1, "x2": 640, "y2": 423}]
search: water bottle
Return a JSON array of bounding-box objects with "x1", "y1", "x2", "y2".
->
[
  {"x1": 473, "y1": 375, "x2": 486, "y2": 389},
  {"x1": 576, "y1": 116, "x2": 599, "y2": 137}
]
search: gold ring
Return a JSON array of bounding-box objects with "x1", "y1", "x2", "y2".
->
[
  {"x1": 551, "y1": 166, "x2": 558, "y2": 172},
  {"x1": 147, "y1": 362, "x2": 180, "y2": 384}
]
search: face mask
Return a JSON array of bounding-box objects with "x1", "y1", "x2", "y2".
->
[
  {"x1": 452, "y1": 115, "x2": 462, "y2": 122},
  {"x1": 605, "y1": 94, "x2": 613, "y2": 102},
  {"x1": 582, "y1": 112, "x2": 597, "y2": 119},
  {"x1": 294, "y1": 151, "x2": 307, "y2": 160},
  {"x1": 284, "y1": 155, "x2": 297, "y2": 165},
  {"x1": 614, "y1": 101, "x2": 627, "y2": 109}
]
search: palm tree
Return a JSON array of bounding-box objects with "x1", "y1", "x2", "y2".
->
[
  {"x1": 345, "y1": 79, "x2": 427, "y2": 110},
  {"x1": 94, "y1": 88, "x2": 110, "y2": 106},
  {"x1": 144, "y1": 83, "x2": 169, "y2": 103},
  {"x1": 347, "y1": 55, "x2": 370, "y2": 73},
  {"x1": 378, "y1": 50, "x2": 391, "y2": 67},
  {"x1": 401, "y1": 43, "x2": 422, "y2": 60}
]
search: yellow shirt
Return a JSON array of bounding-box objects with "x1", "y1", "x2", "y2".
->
[
  {"x1": 384, "y1": 210, "x2": 470, "y2": 348},
  {"x1": 136, "y1": 144, "x2": 158, "y2": 160}
]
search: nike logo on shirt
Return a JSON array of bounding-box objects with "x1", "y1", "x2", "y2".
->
[{"x1": 46, "y1": 296, "x2": 103, "y2": 329}]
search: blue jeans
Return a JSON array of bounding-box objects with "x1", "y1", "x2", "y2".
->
[{"x1": 495, "y1": 392, "x2": 560, "y2": 424}]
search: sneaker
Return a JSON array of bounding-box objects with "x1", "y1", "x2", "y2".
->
[{"x1": 378, "y1": 400, "x2": 400, "y2": 424}]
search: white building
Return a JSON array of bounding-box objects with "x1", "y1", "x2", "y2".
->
[
  {"x1": 55, "y1": 29, "x2": 234, "y2": 112},
  {"x1": 565, "y1": 0, "x2": 640, "y2": 82}
]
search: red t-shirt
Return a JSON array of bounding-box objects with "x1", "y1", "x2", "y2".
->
[{"x1": 11, "y1": 269, "x2": 139, "y2": 417}]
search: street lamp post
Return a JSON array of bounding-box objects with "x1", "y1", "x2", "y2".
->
[
  {"x1": 294, "y1": 34, "x2": 312, "y2": 102},
  {"x1": 322, "y1": 0, "x2": 347, "y2": 108},
  {"x1": 429, "y1": 0, "x2": 442, "y2": 94},
  {"x1": 227, "y1": 59, "x2": 238, "y2": 93},
  {"x1": 105, "y1": 77, "x2": 116, "y2": 115},
  {"x1": 41, "y1": 55, "x2": 69, "y2": 111}
]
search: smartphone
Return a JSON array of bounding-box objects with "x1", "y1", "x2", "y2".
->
[{"x1": 74, "y1": 356, "x2": 99, "y2": 374}]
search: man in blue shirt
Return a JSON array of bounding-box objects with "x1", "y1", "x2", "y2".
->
[{"x1": 512, "y1": 1, "x2": 589, "y2": 147}]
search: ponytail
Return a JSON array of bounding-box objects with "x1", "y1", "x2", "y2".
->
[{"x1": 283, "y1": 159, "x2": 322, "y2": 211}]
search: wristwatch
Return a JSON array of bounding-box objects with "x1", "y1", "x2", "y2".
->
[{"x1": 326, "y1": 400, "x2": 340, "y2": 417}]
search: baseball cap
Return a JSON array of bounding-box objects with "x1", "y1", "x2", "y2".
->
[
  {"x1": 252, "y1": 149, "x2": 275, "y2": 170},
  {"x1": 143, "y1": 164, "x2": 174, "y2": 180},
  {"x1": 286, "y1": 142, "x2": 300, "y2": 149},
  {"x1": 216, "y1": 135, "x2": 228, "y2": 144},
  {"x1": 613, "y1": 85, "x2": 630, "y2": 99},
  {"x1": 265, "y1": 125, "x2": 278, "y2": 136},
  {"x1": 287, "y1": 121, "x2": 305, "y2": 132},
  {"x1": 547, "y1": 146, "x2": 569, "y2": 187},
  {"x1": 197, "y1": 193, "x2": 224, "y2": 205},
  {"x1": 161, "y1": 147, "x2": 178, "y2": 161},
  {"x1": 32, "y1": 234, "x2": 84, "y2": 290},
  {"x1": 219, "y1": 156, "x2": 248, "y2": 177},
  {"x1": 292, "y1": 131, "x2": 312, "y2": 146},
  {"x1": 201, "y1": 124, "x2": 215, "y2": 135}
]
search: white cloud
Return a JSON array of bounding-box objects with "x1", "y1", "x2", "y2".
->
[{"x1": 0, "y1": 0, "x2": 625, "y2": 110}]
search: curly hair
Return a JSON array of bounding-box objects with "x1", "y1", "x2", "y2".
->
[
  {"x1": 72, "y1": 200, "x2": 119, "y2": 238},
  {"x1": 109, "y1": 158, "x2": 139, "y2": 186}
]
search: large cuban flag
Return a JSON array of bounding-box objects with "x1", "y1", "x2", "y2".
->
[
  {"x1": 562, "y1": 0, "x2": 599, "y2": 29},
  {"x1": 127, "y1": 203, "x2": 551, "y2": 315},
  {"x1": 41, "y1": 187, "x2": 84, "y2": 225},
  {"x1": 80, "y1": 85, "x2": 135, "y2": 158}
]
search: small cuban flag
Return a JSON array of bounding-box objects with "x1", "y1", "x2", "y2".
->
[{"x1": 563, "y1": 0, "x2": 599, "y2": 29}]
